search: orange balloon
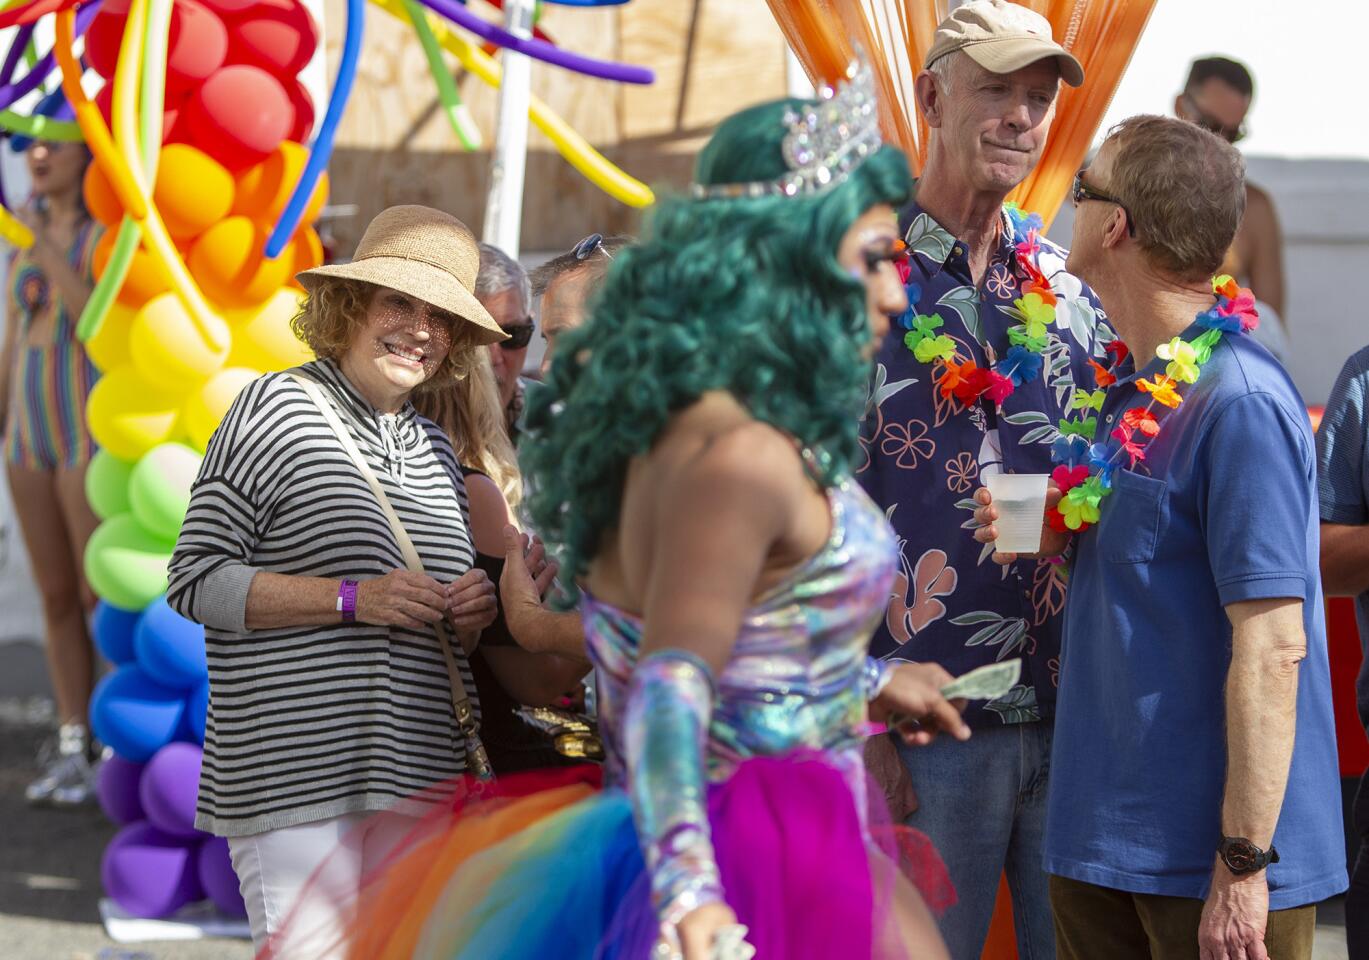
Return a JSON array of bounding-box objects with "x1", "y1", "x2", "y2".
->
[
  {"x1": 291, "y1": 224, "x2": 323, "y2": 275},
  {"x1": 154, "y1": 144, "x2": 235, "y2": 241},
  {"x1": 187, "y1": 216, "x2": 295, "y2": 308},
  {"x1": 232, "y1": 141, "x2": 328, "y2": 224},
  {"x1": 83, "y1": 162, "x2": 123, "y2": 228},
  {"x1": 93, "y1": 229, "x2": 172, "y2": 308}
]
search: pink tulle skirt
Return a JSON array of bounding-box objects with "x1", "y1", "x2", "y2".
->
[{"x1": 260, "y1": 751, "x2": 954, "y2": 959}]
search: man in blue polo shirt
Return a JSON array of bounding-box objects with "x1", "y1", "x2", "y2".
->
[{"x1": 974, "y1": 113, "x2": 1345, "y2": 959}]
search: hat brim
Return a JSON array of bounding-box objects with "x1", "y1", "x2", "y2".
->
[
  {"x1": 296, "y1": 257, "x2": 509, "y2": 346},
  {"x1": 958, "y1": 37, "x2": 1085, "y2": 87}
]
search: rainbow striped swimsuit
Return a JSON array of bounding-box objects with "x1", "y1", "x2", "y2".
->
[{"x1": 4, "y1": 220, "x2": 101, "y2": 471}]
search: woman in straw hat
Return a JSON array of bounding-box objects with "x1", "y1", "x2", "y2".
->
[{"x1": 168, "y1": 205, "x2": 553, "y2": 954}]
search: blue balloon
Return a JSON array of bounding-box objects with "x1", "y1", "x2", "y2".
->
[
  {"x1": 93, "y1": 601, "x2": 142, "y2": 666},
  {"x1": 178, "y1": 679, "x2": 208, "y2": 745},
  {"x1": 134, "y1": 597, "x2": 206, "y2": 692},
  {"x1": 90, "y1": 666, "x2": 186, "y2": 763}
]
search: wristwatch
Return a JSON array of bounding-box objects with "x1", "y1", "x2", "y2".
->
[{"x1": 1218, "y1": 836, "x2": 1279, "y2": 875}]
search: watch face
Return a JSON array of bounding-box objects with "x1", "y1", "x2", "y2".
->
[{"x1": 1223, "y1": 839, "x2": 1260, "y2": 872}]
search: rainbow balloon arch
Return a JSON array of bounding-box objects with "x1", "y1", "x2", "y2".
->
[{"x1": 0, "y1": 0, "x2": 655, "y2": 927}]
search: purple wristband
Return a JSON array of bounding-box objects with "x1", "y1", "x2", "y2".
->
[{"x1": 338, "y1": 580, "x2": 358, "y2": 622}]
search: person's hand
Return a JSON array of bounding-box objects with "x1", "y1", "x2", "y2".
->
[
  {"x1": 971, "y1": 483, "x2": 1069, "y2": 565},
  {"x1": 1199, "y1": 861, "x2": 1269, "y2": 959},
  {"x1": 673, "y1": 902, "x2": 742, "y2": 960},
  {"x1": 870, "y1": 662, "x2": 970, "y2": 746},
  {"x1": 445, "y1": 568, "x2": 497, "y2": 634},
  {"x1": 500, "y1": 525, "x2": 559, "y2": 610},
  {"x1": 355, "y1": 569, "x2": 447, "y2": 629}
]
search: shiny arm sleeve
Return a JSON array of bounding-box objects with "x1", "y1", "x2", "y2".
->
[{"x1": 622, "y1": 649, "x2": 726, "y2": 930}]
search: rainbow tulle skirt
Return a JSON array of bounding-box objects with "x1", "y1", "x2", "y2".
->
[{"x1": 261, "y1": 752, "x2": 953, "y2": 959}]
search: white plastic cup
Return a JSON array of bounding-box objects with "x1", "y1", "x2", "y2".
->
[{"x1": 984, "y1": 472, "x2": 1049, "y2": 555}]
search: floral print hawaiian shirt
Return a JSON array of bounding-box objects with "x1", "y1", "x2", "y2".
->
[{"x1": 858, "y1": 198, "x2": 1115, "y2": 728}]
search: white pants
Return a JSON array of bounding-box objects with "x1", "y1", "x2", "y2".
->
[{"x1": 227, "y1": 811, "x2": 421, "y2": 959}]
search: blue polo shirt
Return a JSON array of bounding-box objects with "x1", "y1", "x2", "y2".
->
[{"x1": 1044, "y1": 324, "x2": 1347, "y2": 909}]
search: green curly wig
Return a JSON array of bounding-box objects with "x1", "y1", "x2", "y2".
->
[{"x1": 522, "y1": 97, "x2": 912, "y2": 593}]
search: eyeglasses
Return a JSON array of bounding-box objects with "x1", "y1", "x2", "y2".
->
[
  {"x1": 571, "y1": 232, "x2": 614, "y2": 262},
  {"x1": 1072, "y1": 171, "x2": 1136, "y2": 237},
  {"x1": 1181, "y1": 94, "x2": 1247, "y2": 144},
  {"x1": 498, "y1": 320, "x2": 535, "y2": 351}
]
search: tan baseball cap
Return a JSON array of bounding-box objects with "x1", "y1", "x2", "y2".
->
[{"x1": 925, "y1": 0, "x2": 1084, "y2": 88}]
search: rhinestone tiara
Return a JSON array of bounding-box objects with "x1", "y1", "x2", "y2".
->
[{"x1": 689, "y1": 55, "x2": 882, "y2": 201}]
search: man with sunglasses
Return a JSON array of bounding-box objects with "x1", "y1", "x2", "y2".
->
[
  {"x1": 493, "y1": 232, "x2": 634, "y2": 665},
  {"x1": 1174, "y1": 57, "x2": 1286, "y2": 353},
  {"x1": 477, "y1": 242, "x2": 536, "y2": 440},
  {"x1": 1033, "y1": 114, "x2": 1344, "y2": 960},
  {"x1": 528, "y1": 232, "x2": 628, "y2": 378}
]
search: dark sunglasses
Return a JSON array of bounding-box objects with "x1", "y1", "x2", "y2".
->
[
  {"x1": 498, "y1": 320, "x2": 535, "y2": 351},
  {"x1": 1181, "y1": 94, "x2": 1247, "y2": 144},
  {"x1": 1072, "y1": 171, "x2": 1136, "y2": 237},
  {"x1": 571, "y1": 232, "x2": 614, "y2": 262}
]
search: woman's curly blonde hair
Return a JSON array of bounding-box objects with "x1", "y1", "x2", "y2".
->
[
  {"x1": 290, "y1": 277, "x2": 482, "y2": 393},
  {"x1": 291, "y1": 276, "x2": 523, "y2": 507}
]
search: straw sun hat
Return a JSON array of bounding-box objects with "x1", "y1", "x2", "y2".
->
[{"x1": 296, "y1": 205, "x2": 509, "y2": 346}]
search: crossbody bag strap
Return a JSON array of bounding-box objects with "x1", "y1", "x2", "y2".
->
[{"x1": 289, "y1": 374, "x2": 491, "y2": 777}]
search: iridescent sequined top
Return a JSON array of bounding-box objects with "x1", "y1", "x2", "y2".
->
[{"x1": 582, "y1": 476, "x2": 899, "y2": 793}]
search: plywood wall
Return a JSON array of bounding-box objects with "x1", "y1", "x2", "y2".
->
[{"x1": 321, "y1": 0, "x2": 790, "y2": 255}]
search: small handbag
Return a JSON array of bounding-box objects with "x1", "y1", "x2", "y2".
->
[{"x1": 291, "y1": 374, "x2": 494, "y2": 781}]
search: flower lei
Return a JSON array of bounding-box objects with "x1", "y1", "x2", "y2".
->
[
  {"x1": 897, "y1": 203, "x2": 1260, "y2": 535},
  {"x1": 897, "y1": 204, "x2": 1064, "y2": 410},
  {"x1": 1046, "y1": 272, "x2": 1258, "y2": 532}
]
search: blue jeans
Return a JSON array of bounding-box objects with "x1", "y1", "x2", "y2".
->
[{"x1": 896, "y1": 720, "x2": 1055, "y2": 960}]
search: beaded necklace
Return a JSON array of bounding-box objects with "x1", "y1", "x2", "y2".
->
[{"x1": 898, "y1": 204, "x2": 1260, "y2": 535}]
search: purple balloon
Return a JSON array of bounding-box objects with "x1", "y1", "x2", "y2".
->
[
  {"x1": 95, "y1": 755, "x2": 146, "y2": 826},
  {"x1": 101, "y1": 821, "x2": 203, "y2": 919},
  {"x1": 196, "y1": 836, "x2": 246, "y2": 916},
  {"x1": 417, "y1": 0, "x2": 653, "y2": 84},
  {"x1": 139, "y1": 742, "x2": 204, "y2": 839}
]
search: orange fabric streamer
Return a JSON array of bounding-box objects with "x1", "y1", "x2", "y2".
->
[{"x1": 764, "y1": 0, "x2": 1157, "y2": 229}]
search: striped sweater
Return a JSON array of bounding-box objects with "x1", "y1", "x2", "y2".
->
[{"x1": 168, "y1": 359, "x2": 479, "y2": 837}]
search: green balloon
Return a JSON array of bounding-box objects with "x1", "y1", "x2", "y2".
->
[
  {"x1": 129, "y1": 443, "x2": 202, "y2": 542},
  {"x1": 85, "y1": 450, "x2": 135, "y2": 522},
  {"x1": 84, "y1": 514, "x2": 174, "y2": 613}
]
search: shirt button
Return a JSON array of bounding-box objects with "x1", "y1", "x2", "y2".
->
[
  {"x1": 1105, "y1": 415, "x2": 1114, "y2": 423},
  {"x1": 953, "y1": 245, "x2": 963, "y2": 256}
]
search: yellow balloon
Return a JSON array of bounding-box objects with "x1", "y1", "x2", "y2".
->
[
  {"x1": 182, "y1": 367, "x2": 261, "y2": 452},
  {"x1": 227, "y1": 288, "x2": 313, "y2": 373},
  {"x1": 84, "y1": 302, "x2": 138, "y2": 374},
  {"x1": 129, "y1": 293, "x2": 232, "y2": 388},
  {"x1": 86, "y1": 365, "x2": 182, "y2": 461}
]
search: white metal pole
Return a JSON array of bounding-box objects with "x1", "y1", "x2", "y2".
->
[{"x1": 482, "y1": 0, "x2": 534, "y2": 258}]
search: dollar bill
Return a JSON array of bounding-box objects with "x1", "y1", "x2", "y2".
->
[{"x1": 940, "y1": 659, "x2": 1022, "y2": 701}]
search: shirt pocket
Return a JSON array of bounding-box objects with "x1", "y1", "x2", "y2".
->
[{"x1": 1100, "y1": 470, "x2": 1167, "y2": 564}]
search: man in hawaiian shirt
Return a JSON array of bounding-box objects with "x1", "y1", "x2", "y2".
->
[{"x1": 859, "y1": 2, "x2": 1108, "y2": 956}]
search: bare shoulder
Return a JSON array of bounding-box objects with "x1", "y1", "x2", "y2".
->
[
  {"x1": 462, "y1": 471, "x2": 512, "y2": 555},
  {"x1": 655, "y1": 393, "x2": 806, "y2": 506},
  {"x1": 1242, "y1": 182, "x2": 1280, "y2": 228}
]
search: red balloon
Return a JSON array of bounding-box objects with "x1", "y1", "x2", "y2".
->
[
  {"x1": 197, "y1": 0, "x2": 259, "y2": 15},
  {"x1": 285, "y1": 77, "x2": 314, "y2": 144},
  {"x1": 94, "y1": 84, "x2": 189, "y2": 142},
  {"x1": 84, "y1": 0, "x2": 228, "y2": 94},
  {"x1": 84, "y1": 8, "x2": 124, "y2": 81},
  {"x1": 224, "y1": 0, "x2": 318, "y2": 77},
  {"x1": 182, "y1": 65, "x2": 294, "y2": 171}
]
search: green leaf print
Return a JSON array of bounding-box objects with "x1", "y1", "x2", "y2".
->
[
  {"x1": 937, "y1": 285, "x2": 982, "y2": 343},
  {"x1": 904, "y1": 213, "x2": 955, "y2": 263},
  {"x1": 986, "y1": 684, "x2": 1040, "y2": 724}
]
